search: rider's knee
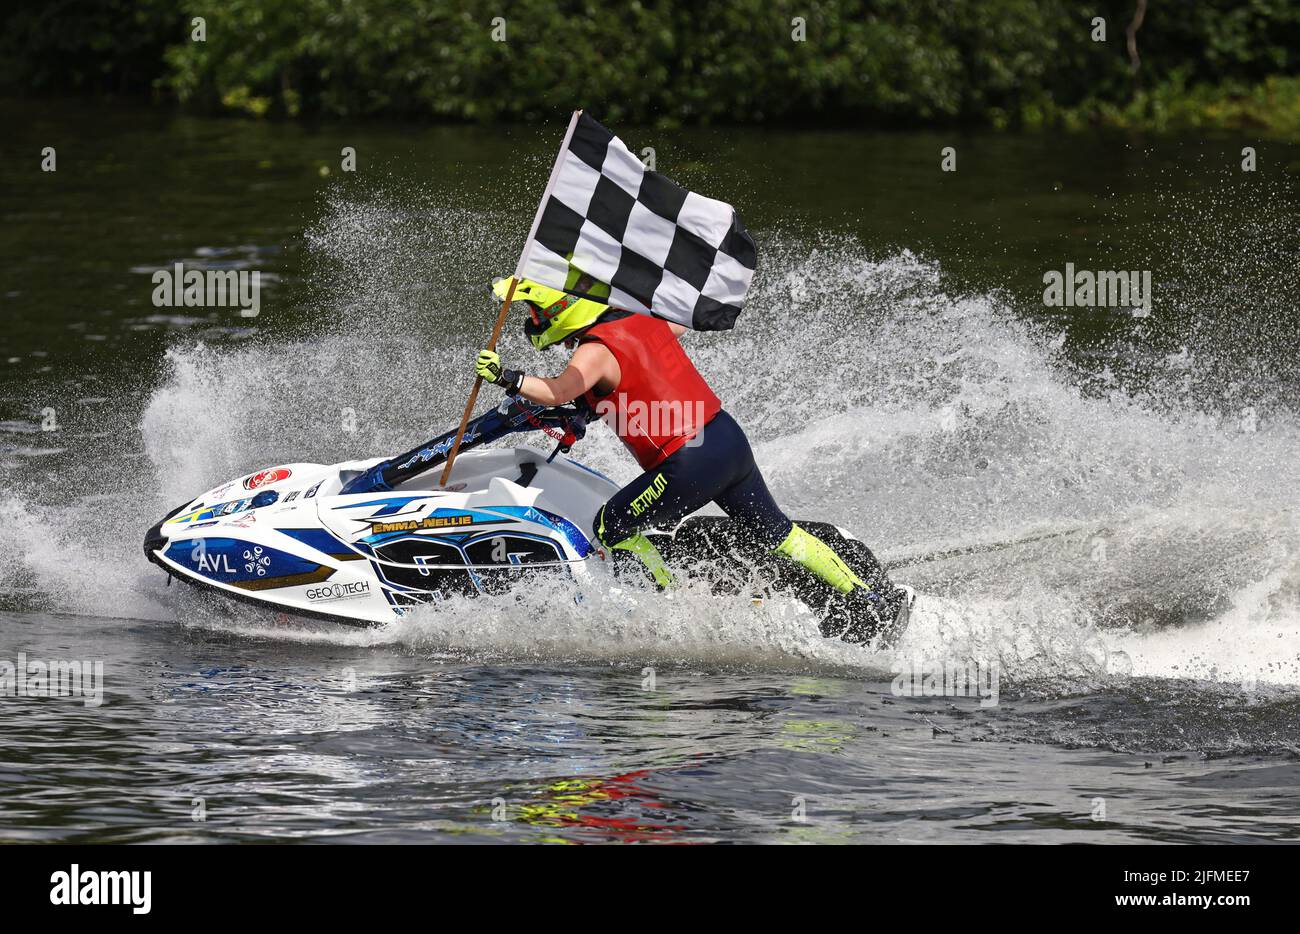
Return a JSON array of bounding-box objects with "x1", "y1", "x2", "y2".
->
[{"x1": 592, "y1": 507, "x2": 614, "y2": 549}]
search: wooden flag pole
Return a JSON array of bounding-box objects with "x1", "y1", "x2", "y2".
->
[
  {"x1": 438, "y1": 113, "x2": 581, "y2": 487},
  {"x1": 440, "y1": 276, "x2": 518, "y2": 486}
]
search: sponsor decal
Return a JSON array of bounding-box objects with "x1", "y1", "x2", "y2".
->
[
  {"x1": 283, "y1": 491, "x2": 300, "y2": 502},
  {"x1": 170, "y1": 538, "x2": 322, "y2": 584},
  {"x1": 244, "y1": 467, "x2": 292, "y2": 490},
  {"x1": 216, "y1": 498, "x2": 252, "y2": 516},
  {"x1": 171, "y1": 496, "x2": 257, "y2": 526},
  {"x1": 395, "y1": 429, "x2": 481, "y2": 472},
  {"x1": 242, "y1": 546, "x2": 271, "y2": 576},
  {"x1": 166, "y1": 506, "x2": 216, "y2": 526},
  {"x1": 196, "y1": 550, "x2": 235, "y2": 575},
  {"x1": 304, "y1": 481, "x2": 323, "y2": 498},
  {"x1": 305, "y1": 580, "x2": 372, "y2": 602},
  {"x1": 629, "y1": 473, "x2": 668, "y2": 516},
  {"x1": 370, "y1": 514, "x2": 473, "y2": 535}
]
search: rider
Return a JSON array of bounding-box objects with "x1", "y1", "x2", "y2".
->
[{"x1": 473, "y1": 275, "x2": 906, "y2": 634}]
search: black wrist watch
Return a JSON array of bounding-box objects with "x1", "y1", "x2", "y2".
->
[{"x1": 497, "y1": 369, "x2": 524, "y2": 394}]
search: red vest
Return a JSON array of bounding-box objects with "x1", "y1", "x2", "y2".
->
[{"x1": 581, "y1": 314, "x2": 722, "y2": 470}]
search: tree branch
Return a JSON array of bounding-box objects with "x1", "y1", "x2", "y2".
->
[{"x1": 1126, "y1": 0, "x2": 1148, "y2": 75}]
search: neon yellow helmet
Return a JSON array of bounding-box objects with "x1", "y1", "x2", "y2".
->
[{"x1": 492, "y1": 276, "x2": 610, "y2": 350}]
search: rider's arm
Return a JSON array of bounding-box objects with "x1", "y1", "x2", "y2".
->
[
  {"x1": 517, "y1": 342, "x2": 618, "y2": 406},
  {"x1": 668, "y1": 322, "x2": 687, "y2": 338}
]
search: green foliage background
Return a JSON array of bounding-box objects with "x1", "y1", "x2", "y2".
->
[{"x1": 3, "y1": 0, "x2": 1298, "y2": 133}]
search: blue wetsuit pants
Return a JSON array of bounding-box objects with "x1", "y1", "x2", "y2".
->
[{"x1": 593, "y1": 410, "x2": 793, "y2": 550}]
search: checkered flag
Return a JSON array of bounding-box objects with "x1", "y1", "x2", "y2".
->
[{"x1": 515, "y1": 111, "x2": 757, "y2": 331}]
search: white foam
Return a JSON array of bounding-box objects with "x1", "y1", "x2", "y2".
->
[{"x1": 4, "y1": 198, "x2": 1297, "y2": 686}]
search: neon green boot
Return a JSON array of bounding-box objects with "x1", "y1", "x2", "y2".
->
[
  {"x1": 610, "y1": 532, "x2": 675, "y2": 588},
  {"x1": 773, "y1": 524, "x2": 866, "y2": 594},
  {"x1": 596, "y1": 505, "x2": 676, "y2": 588}
]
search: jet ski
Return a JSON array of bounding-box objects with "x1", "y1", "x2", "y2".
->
[{"x1": 144, "y1": 396, "x2": 912, "y2": 643}]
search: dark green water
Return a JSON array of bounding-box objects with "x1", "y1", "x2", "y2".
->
[
  {"x1": 4, "y1": 98, "x2": 1297, "y2": 400},
  {"x1": 2, "y1": 99, "x2": 1299, "y2": 843}
]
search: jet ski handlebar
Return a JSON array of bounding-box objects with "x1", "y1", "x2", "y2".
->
[{"x1": 340, "y1": 396, "x2": 588, "y2": 494}]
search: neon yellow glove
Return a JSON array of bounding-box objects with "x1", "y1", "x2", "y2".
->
[{"x1": 475, "y1": 349, "x2": 523, "y2": 393}]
